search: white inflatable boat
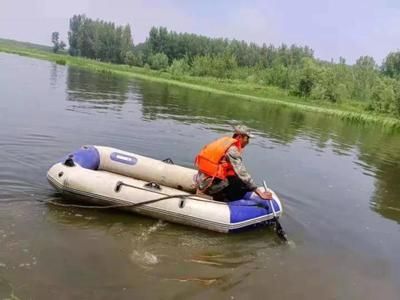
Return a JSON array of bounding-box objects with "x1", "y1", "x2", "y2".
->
[{"x1": 47, "y1": 145, "x2": 283, "y2": 233}]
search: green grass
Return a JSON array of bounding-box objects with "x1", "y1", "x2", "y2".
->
[
  {"x1": 55, "y1": 58, "x2": 66, "y2": 65},
  {"x1": 1, "y1": 38, "x2": 400, "y2": 130},
  {"x1": 0, "y1": 38, "x2": 53, "y2": 52}
]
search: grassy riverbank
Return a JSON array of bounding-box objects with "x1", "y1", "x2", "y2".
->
[{"x1": 1, "y1": 38, "x2": 400, "y2": 129}]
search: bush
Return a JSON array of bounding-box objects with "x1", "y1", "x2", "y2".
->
[
  {"x1": 168, "y1": 57, "x2": 190, "y2": 77},
  {"x1": 148, "y1": 52, "x2": 169, "y2": 70},
  {"x1": 55, "y1": 59, "x2": 66, "y2": 65},
  {"x1": 394, "y1": 82, "x2": 400, "y2": 116},
  {"x1": 190, "y1": 53, "x2": 237, "y2": 78},
  {"x1": 125, "y1": 51, "x2": 143, "y2": 67},
  {"x1": 143, "y1": 63, "x2": 151, "y2": 71},
  {"x1": 212, "y1": 53, "x2": 237, "y2": 78},
  {"x1": 191, "y1": 55, "x2": 213, "y2": 77},
  {"x1": 369, "y1": 78, "x2": 396, "y2": 114}
]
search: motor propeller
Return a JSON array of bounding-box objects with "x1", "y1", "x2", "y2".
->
[{"x1": 263, "y1": 180, "x2": 288, "y2": 243}]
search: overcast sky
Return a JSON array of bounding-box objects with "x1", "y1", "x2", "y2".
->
[{"x1": 1, "y1": 0, "x2": 399, "y2": 64}]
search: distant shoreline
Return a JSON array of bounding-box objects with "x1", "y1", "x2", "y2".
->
[{"x1": 1, "y1": 38, "x2": 399, "y2": 130}]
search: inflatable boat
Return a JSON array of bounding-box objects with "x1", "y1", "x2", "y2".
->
[{"x1": 46, "y1": 145, "x2": 283, "y2": 233}]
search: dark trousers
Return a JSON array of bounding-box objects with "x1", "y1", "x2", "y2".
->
[{"x1": 213, "y1": 176, "x2": 250, "y2": 202}]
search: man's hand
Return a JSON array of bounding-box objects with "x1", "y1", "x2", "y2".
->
[{"x1": 255, "y1": 188, "x2": 273, "y2": 200}]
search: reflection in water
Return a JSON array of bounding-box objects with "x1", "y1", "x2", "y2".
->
[
  {"x1": 49, "y1": 63, "x2": 59, "y2": 88},
  {"x1": 369, "y1": 156, "x2": 400, "y2": 223},
  {"x1": 66, "y1": 67, "x2": 130, "y2": 113},
  {"x1": 0, "y1": 277, "x2": 14, "y2": 300}
]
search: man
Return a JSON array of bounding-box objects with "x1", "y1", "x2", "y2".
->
[{"x1": 195, "y1": 125, "x2": 272, "y2": 201}]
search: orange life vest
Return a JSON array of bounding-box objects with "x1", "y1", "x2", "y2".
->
[{"x1": 195, "y1": 136, "x2": 242, "y2": 180}]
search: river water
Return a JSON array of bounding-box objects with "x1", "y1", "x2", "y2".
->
[{"x1": 0, "y1": 53, "x2": 399, "y2": 299}]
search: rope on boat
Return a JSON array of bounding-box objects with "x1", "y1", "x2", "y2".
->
[
  {"x1": 40, "y1": 180, "x2": 205, "y2": 209},
  {"x1": 39, "y1": 193, "x2": 194, "y2": 209}
]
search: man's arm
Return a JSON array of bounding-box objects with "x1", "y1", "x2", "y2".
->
[
  {"x1": 226, "y1": 146, "x2": 258, "y2": 191},
  {"x1": 226, "y1": 145, "x2": 273, "y2": 200}
]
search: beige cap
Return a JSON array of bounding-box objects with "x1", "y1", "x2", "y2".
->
[{"x1": 234, "y1": 125, "x2": 255, "y2": 138}]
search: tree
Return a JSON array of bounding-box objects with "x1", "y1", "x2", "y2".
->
[
  {"x1": 370, "y1": 78, "x2": 395, "y2": 113},
  {"x1": 67, "y1": 14, "x2": 133, "y2": 63},
  {"x1": 77, "y1": 18, "x2": 96, "y2": 59},
  {"x1": 120, "y1": 25, "x2": 133, "y2": 63},
  {"x1": 125, "y1": 50, "x2": 143, "y2": 67},
  {"x1": 168, "y1": 57, "x2": 190, "y2": 77},
  {"x1": 191, "y1": 55, "x2": 213, "y2": 76},
  {"x1": 293, "y1": 58, "x2": 318, "y2": 97},
  {"x1": 51, "y1": 31, "x2": 59, "y2": 52},
  {"x1": 382, "y1": 51, "x2": 400, "y2": 78},
  {"x1": 68, "y1": 14, "x2": 85, "y2": 56},
  {"x1": 353, "y1": 56, "x2": 378, "y2": 101},
  {"x1": 59, "y1": 41, "x2": 66, "y2": 51},
  {"x1": 51, "y1": 32, "x2": 66, "y2": 53},
  {"x1": 148, "y1": 52, "x2": 169, "y2": 70}
]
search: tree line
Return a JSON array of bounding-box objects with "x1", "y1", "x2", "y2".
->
[
  {"x1": 57, "y1": 14, "x2": 400, "y2": 117},
  {"x1": 66, "y1": 14, "x2": 132, "y2": 64}
]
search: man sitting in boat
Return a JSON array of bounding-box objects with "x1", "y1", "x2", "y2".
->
[{"x1": 195, "y1": 125, "x2": 272, "y2": 201}]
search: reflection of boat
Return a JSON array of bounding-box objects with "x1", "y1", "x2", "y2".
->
[{"x1": 47, "y1": 146, "x2": 283, "y2": 233}]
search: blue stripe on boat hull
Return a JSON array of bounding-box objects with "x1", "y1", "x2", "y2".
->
[{"x1": 229, "y1": 198, "x2": 280, "y2": 223}]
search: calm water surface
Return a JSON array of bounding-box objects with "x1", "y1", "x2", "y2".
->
[{"x1": 1, "y1": 53, "x2": 400, "y2": 299}]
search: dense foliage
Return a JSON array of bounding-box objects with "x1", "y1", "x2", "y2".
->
[
  {"x1": 66, "y1": 15, "x2": 400, "y2": 117},
  {"x1": 68, "y1": 15, "x2": 133, "y2": 64}
]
